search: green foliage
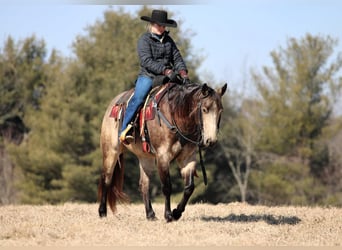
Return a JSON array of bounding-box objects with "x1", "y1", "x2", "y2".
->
[
  {"x1": 249, "y1": 161, "x2": 326, "y2": 206},
  {"x1": 253, "y1": 34, "x2": 342, "y2": 156},
  {"x1": 309, "y1": 117, "x2": 342, "y2": 205},
  {"x1": 7, "y1": 47, "x2": 67, "y2": 203},
  {"x1": 72, "y1": 8, "x2": 141, "y2": 95},
  {"x1": 217, "y1": 34, "x2": 342, "y2": 206},
  {"x1": 242, "y1": 34, "x2": 342, "y2": 206},
  {"x1": 0, "y1": 35, "x2": 47, "y2": 128}
]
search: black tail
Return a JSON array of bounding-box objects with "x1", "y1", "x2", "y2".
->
[{"x1": 98, "y1": 154, "x2": 129, "y2": 213}]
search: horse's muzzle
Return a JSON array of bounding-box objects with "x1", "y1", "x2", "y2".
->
[{"x1": 202, "y1": 138, "x2": 217, "y2": 148}]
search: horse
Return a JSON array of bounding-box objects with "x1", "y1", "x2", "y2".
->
[{"x1": 97, "y1": 81, "x2": 227, "y2": 222}]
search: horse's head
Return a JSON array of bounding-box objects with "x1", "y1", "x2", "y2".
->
[
  {"x1": 169, "y1": 82, "x2": 227, "y2": 148},
  {"x1": 199, "y1": 83, "x2": 227, "y2": 147}
]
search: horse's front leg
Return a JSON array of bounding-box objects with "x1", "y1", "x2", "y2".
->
[
  {"x1": 157, "y1": 164, "x2": 173, "y2": 222},
  {"x1": 172, "y1": 154, "x2": 197, "y2": 220}
]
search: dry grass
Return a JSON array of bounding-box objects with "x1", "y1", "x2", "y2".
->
[{"x1": 0, "y1": 202, "x2": 341, "y2": 246}]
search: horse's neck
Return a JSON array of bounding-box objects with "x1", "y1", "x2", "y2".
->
[{"x1": 169, "y1": 87, "x2": 200, "y2": 133}]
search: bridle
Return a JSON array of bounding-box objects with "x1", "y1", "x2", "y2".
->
[
  {"x1": 155, "y1": 87, "x2": 215, "y2": 185},
  {"x1": 171, "y1": 101, "x2": 204, "y2": 146}
]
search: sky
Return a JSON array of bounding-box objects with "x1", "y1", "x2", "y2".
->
[{"x1": 1, "y1": 0, "x2": 342, "y2": 96}]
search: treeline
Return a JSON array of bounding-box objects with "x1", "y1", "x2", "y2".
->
[{"x1": 1, "y1": 7, "x2": 342, "y2": 206}]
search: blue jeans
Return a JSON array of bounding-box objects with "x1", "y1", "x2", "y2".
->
[{"x1": 120, "y1": 75, "x2": 153, "y2": 134}]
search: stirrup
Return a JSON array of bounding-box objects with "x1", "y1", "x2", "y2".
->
[{"x1": 119, "y1": 124, "x2": 133, "y2": 144}]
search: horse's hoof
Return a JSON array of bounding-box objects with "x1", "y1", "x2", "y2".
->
[
  {"x1": 166, "y1": 217, "x2": 173, "y2": 223},
  {"x1": 147, "y1": 216, "x2": 158, "y2": 221},
  {"x1": 165, "y1": 212, "x2": 173, "y2": 223},
  {"x1": 172, "y1": 208, "x2": 182, "y2": 220},
  {"x1": 98, "y1": 207, "x2": 107, "y2": 218},
  {"x1": 147, "y1": 211, "x2": 157, "y2": 221},
  {"x1": 99, "y1": 212, "x2": 107, "y2": 218}
]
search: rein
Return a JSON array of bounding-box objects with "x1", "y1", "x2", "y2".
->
[
  {"x1": 156, "y1": 85, "x2": 208, "y2": 185},
  {"x1": 170, "y1": 103, "x2": 208, "y2": 186}
]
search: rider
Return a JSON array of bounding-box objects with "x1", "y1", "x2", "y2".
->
[{"x1": 119, "y1": 9, "x2": 190, "y2": 143}]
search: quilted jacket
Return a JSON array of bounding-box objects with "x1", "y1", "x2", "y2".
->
[{"x1": 137, "y1": 31, "x2": 188, "y2": 79}]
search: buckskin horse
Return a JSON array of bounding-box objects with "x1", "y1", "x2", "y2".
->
[{"x1": 98, "y1": 81, "x2": 227, "y2": 222}]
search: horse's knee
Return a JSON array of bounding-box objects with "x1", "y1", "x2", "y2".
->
[
  {"x1": 162, "y1": 183, "x2": 172, "y2": 197},
  {"x1": 184, "y1": 182, "x2": 195, "y2": 197},
  {"x1": 160, "y1": 174, "x2": 172, "y2": 196},
  {"x1": 139, "y1": 171, "x2": 150, "y2": 194}
]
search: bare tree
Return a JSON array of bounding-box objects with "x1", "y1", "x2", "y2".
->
[{"x1": 224, "y1": 98, "x2": 261, "y2": 202}]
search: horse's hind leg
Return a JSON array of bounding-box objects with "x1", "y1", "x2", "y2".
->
[
  {"x1": 98, "y1": 147, "x2": 119, "y2": 217},
  {"x1": 139, "y1": 158, "x2": 156, "y2": 220},
  {"x1": 98, "y1": 172, "x2": 108, "y2": 217},
  {"x1": 172, "y1": 154, "x2": 197, "y2": 220}
]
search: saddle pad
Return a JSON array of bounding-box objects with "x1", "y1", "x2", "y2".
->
[
  {"x1": 141, "y1": 103, "x2": 155, "y2": 121},
  {"x1": 138, "y1": 82, "x2": 174, "y2": 132},
  {"x1": 110, "y1": 82, "x2": 172, "y2": 121},
  {"x1": 109, "y1": 89, "x2": 135, "y2": 120},
  {"x1": 109, "y1": 104, "x2": 121, "y2": 120}
]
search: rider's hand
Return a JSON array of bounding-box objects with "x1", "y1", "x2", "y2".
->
[
  {"x1": 182, "y1": 77, "x2": 190, "y2": 85},
  {"x1": 163, "y1": 68, "x2": 178, "y2": 82},
  {"x1": 179, "y1": 70, "x2": 190, "y2": 85}
]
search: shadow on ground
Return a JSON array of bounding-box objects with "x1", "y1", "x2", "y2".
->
[{"x1": 201, "y1": 213, "x2": 301, "y2": 225}]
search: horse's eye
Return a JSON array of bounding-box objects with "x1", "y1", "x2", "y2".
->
[{"x1": 202, "y1": 107, "x2": 208, "y2": 113}]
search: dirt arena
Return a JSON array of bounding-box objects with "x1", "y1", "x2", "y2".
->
[{"x1": 0, "y1": 202, "x2": 341, "y2": 246}]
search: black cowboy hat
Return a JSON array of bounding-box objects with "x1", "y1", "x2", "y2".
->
[{"x1": 141, "y1": 10, "x2": 177, "y2": 28}]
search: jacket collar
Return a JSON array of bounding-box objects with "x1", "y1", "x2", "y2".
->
[{"x1": 150, "y1": 30, "x2": 169, "y2": 43}]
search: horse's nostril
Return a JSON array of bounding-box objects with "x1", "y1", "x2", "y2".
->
[{"x1": 206, "y1": 138, "x2": 217, "y2": 146}]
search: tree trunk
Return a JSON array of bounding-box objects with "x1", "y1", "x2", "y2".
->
[{"x1": 0, "y1": 146, "x2": 16, "y2": 204}]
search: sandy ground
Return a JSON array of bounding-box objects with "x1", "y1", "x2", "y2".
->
[{"x1": 0, "y1": 202, "x2": 341, "y2": 246}]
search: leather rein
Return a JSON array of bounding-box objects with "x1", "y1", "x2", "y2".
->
[{"x1": 155, "y1": 85, "x2": 208, "y2": 185}]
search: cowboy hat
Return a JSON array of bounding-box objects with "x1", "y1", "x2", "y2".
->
[{"x1": 141, "y1": 10, "x2": 177, "y2": 28}]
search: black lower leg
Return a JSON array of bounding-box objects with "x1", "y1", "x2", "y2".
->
[
  {"x1": 145, "y1": 199, "x2": 156, "y2": 220},
  {"x1": 161, "y1": 174, "x2": 172, "y2": 222},
  {"x1": 172, "y1": 175, "x2": 195, "y2": 220},
  {"x1": 98, "y1": 177, "x2": 108, "y2": 217}
]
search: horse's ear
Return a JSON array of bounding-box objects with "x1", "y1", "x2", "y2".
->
[
  {"x1": 217, "y1": 83, "x2": 228, "y2": 97},
  {"x1": 201, "y1": 83, "x2": 210, "y2": 96}
]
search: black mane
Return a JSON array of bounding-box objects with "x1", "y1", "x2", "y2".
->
[{"x1": 168, "y1": 83, "x2": 216, "y2": 122}]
